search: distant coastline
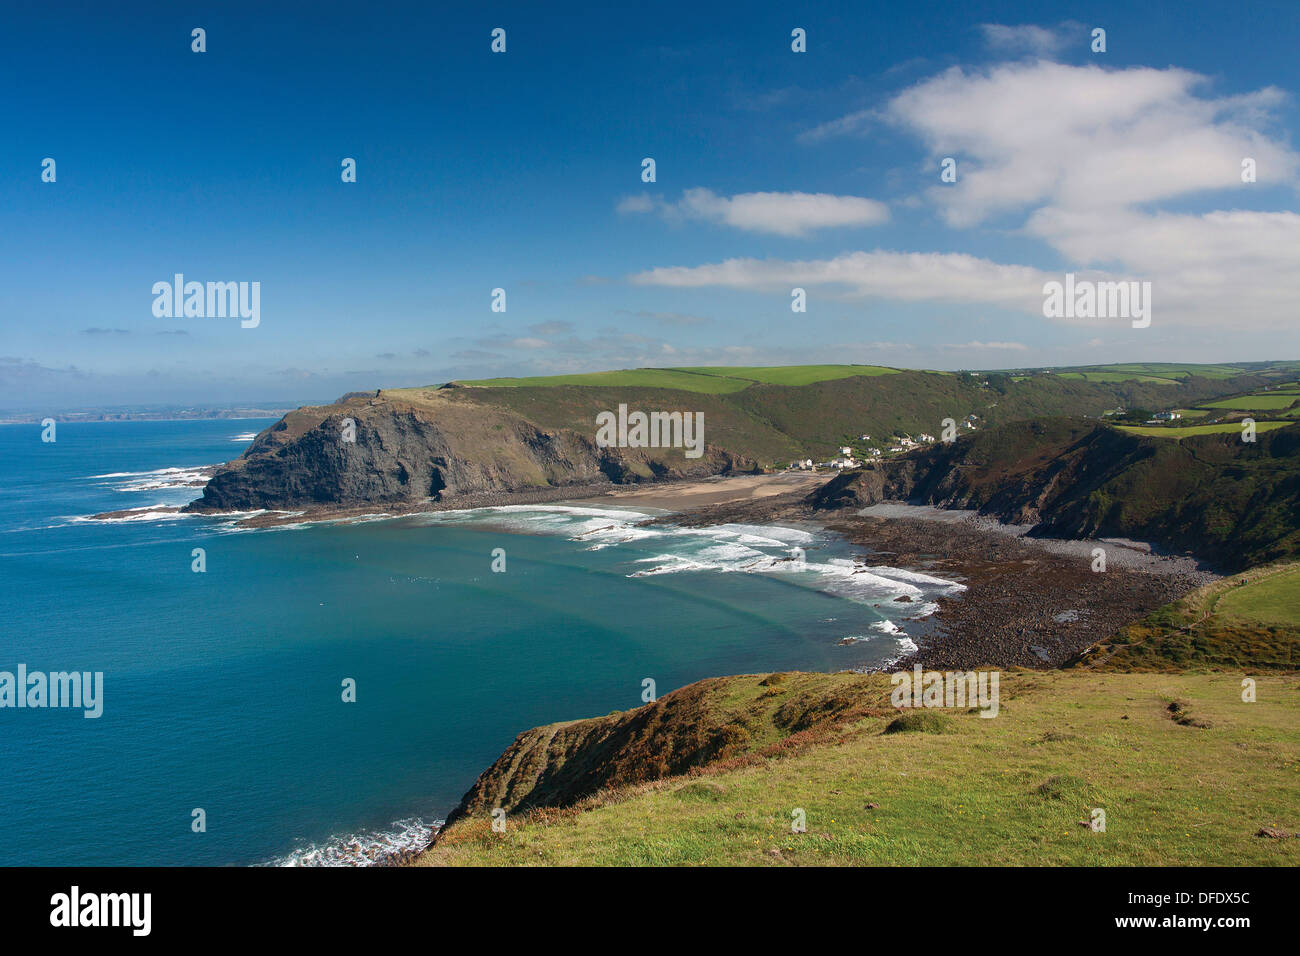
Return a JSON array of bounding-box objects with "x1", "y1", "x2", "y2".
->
[{"x1": 0, "y1": 407, "x2": 297, "y2": 425}]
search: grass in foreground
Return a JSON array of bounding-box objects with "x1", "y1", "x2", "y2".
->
[{"x1": 415, "y1": 669, "x2": 1299, "y2": 866}]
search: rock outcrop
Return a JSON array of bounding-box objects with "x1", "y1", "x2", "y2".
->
[{"x1": 186, "y1": 390, "x2": 756, "y2": 512}]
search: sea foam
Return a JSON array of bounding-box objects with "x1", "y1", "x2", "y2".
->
[
  {"x1": 421, "y1": 504, "x2": 962, "y2": 619},
  {"x1": 265, "y1": 817, "x2": 440, "y2": 867}
]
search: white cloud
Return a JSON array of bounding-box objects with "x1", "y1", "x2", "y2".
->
[
  {"x1": 1027, "y1": 207, "x2": 1300, "y2": 326},
  {"x1": 619, "y1": 188, "x2": 889, "y2": 237},
  {"x1": 474, "y1": 335, "x2": 552, "y2": 350},
  {"x1": 615, "y1": 194, "x2": 654, "y2": 214},
  {"x1": 978, "y1": 23, "x2": 1069, "y2": 57},
  {"x1": 781, "y1": 59, "x2": 1300, "y2": 329},
  {"x1": 876, "y1": 60, "x2": 1300, "y2": 327},
  {"x1": 797, "y1": 108, "x2": 876, "y2": 143},
  {"x1": 884, "y1": 62, "x2": 1297, "y2": 227},
  {"x1": 947, "y1": 340, "x2": 1029, "y2": 351},
  {"x1": 631, "y1": 250, "x2": 1054, "y2": 312}
]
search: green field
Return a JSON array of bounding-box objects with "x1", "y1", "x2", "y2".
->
[
  {"x1": 1202, "y1": 394, "x2": 1300, "y2": 410},
  {"x1": 455, "y1": 362, "x2": 1300, "y2": 395},
  {"x1": 1115, "y1": 421, "x2": 1292, "y2": 438},
  {"x1": 1100, "y1": 363, "x2": 1259, "y2": 380},
  {"x1": 454, "y1": 368, "x2": 754, "y2": 393},
  {"x1": 671, "y1": 365, "x2": 899, "y2": 386},
  {"x1": 1218, "y1": 565, "x2": 1300, "y2": 629},
  {"x1": 457, "y1": 365, "x2": 900, "y2": 392},
  {"x1": 1057, "y1": 371, "x2": 1180, "y2": 385},
  {"x1": 1047, "y1": 362, "x2": 1300, "y2": 387},
  {"x1": 416, "y1": 669, "x2": 1300, "y2": 866}
]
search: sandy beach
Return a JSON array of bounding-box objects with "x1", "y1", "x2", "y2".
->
[
  {"x1": 596, "y1": 472, "x2": 825, "y2": 510},
  {"x1": 90, "y1": 472, "x2": 825, "y2": 527}
]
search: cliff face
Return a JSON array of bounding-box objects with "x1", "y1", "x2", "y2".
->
[
  {"x1": 811, "y1": 420, "x2": 1152, "y2": 525},
  {"x1": 186, "y1": 391, "x2": 756, "y2": 511},
  {"x1": 811, "y1": 418, "x2": 1300, "y2": 572},
  {"x1": 442, "y1": 671, "x2": 894, "y2": 829},
  {"x1": 186, "y1": 368, "x2": 1284, "y2": 513}
]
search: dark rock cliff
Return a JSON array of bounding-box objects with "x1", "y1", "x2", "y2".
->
[
  {"x1": 439, "y1": 671, "x2": 893, "y2": 831},
  {"x1": 809, "y1": 417, "x2": 1300, "y2": 571},
  {"x1": 810, "y1": 419, "x2": 1152, "y2": 526},
  {"x1": 185, "y1": 392, "x2": 757, "y2": 511}
]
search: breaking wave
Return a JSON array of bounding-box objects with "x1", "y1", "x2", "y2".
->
[
  {"x1": 421, "y1": 504, "x2": 963, "y2": 616},
  {"x1": 86, "y1": 465, "x2": 213, "y2": 493},
  {"x1": 265, "y1": 817, "x2": 440, "y2": 867}
]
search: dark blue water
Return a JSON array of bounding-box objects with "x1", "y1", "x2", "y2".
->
[{"x1": 0, "y1": 420, "x2": 954, "y2": 865}]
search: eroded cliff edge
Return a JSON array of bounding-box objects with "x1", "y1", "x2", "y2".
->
[{"x1": 184, "y1": 387, "x2": 757, "y2": 512}]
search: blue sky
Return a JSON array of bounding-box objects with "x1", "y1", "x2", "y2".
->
[{"x1": 2, "y1": 0, "x2": 1298, "y2": 408}]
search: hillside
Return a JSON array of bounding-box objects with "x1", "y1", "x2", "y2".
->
[
  {"x1": 415, "y1": 668, "x2": 1300, "y2": 866},
  {"x1": 1070, "y1": 561, "x2": 1300, "y2": 671},
  {"x1": 811, "y1": 418, "x2": 1300, "y2": 572},
  {"x1": 186, "y1": 363, "x2": 1291, "y2": 513}
]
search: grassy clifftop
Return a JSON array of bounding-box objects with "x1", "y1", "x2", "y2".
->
[
  {"x1": 192, "y1": 362, "x2": 1298, "y2": 511},
  {"x1": 415, "y1": 669, "x2": 1300, "y2": 866},
  {"x1": 1071, "y1": 562, "x2": 1300, "y2": 672},
  {"x1": 439, "y1": 671, "x2": 898, "y2": 829},
  {"x1": 401, "y1": 365, "x2": 1281, "y2": 466}
]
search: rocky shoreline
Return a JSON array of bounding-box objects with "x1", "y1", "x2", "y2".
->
[
  {"x1": 91, "y1": 479, "x2": 623, "y2": 527},
  {"x1": 638, "y1": 483, "x2": 1217, "y2": 671}
]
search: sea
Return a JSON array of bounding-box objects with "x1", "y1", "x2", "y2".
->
[{"x1": 0, "y1": 418, "x2": 963, "y2": 865}]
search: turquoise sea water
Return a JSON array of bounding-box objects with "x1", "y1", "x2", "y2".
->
[{"x1": 0, "y1": 419, "x2": 959, "y2": 865}]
